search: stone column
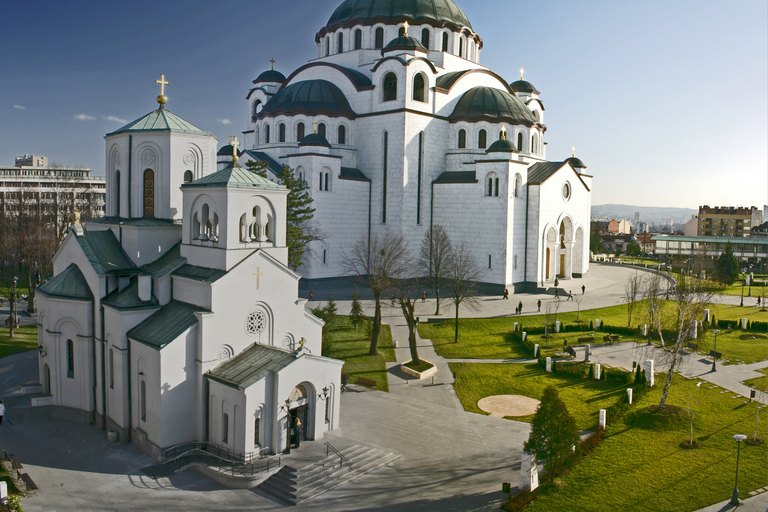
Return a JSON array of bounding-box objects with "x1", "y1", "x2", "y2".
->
[
  {"x1": 565, "y1": 241, "x2": 575, "y2": 279},
  {"x1": 555, "y1": 321, "x2": 561, "y2": 333},
  {"x1": 627, "y1": 388, "x2": 633, "y2": 404},
  {"x1": 704, "y1": 309, "x2": 710, "y2": 322},
  {"x1": 546, "y1": 357, "x2": 552, "y2": 373},
  {"x1": 595, "y1": 319, "x2": 601, "y2": 329},
  {"x1": 641, "y1": 324, "x2": 647, "y2": 337},
  {"x1": 594, "y1": 363, "x2": 601, "y2": 379},
  {"x1": 533, "y1": 343, "x2": 538, "y2": 358},
  {"x1": 690, "y1": 321, "x2": 697, "y2": 339},
  {"x1": 599, "y1": 409, "x2": 607, "y2": 429},
  {"x1": 645, "y1": 360, "x2": 654, "y2": 387},
  {"x1": 742, "y1": 318, "x2": 747, "y2": 329},
  {"x1": 519, "y1": 451, "x2": 539, "y2": 491},
  {"x1": 522, "y1": 331, "x2": 527, "y2": 342},
  {"x1": 584, "y1": 344, "x2": 591, "y2": 363}
]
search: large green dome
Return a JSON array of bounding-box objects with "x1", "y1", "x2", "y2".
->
[
  {"x1": 326, "y1": 0, "x2": 472, "y2": 30},
  {"x1": 450, "y1": 87, "x2": 537, "y2": 126},
  {"x1": 259, "y1": 80, "x2": 355, "y2": 119}
]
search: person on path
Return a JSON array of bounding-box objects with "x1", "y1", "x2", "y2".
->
[
  {"x1": 554, "y1": 288, "x2": 559, "y2": 300},
  {"x1": 518, "y1": 301, "x2": 523, "y2": 315},
  {"x1": 308, "y1": 290, "x2": 313, "y2": 301},
  {"x1": 537, "y1": 299, "x2": 542, "y2": 312},
  {"x1": 568, "y1": 290, "x2": 574, "y2": 301},
  {"x1": 422, "y1": 291, "x2": 426, "y2": 303},
  {"x1": 582, "y1": 285, "x2": 586, "y2": 294},
  {"x1": 503, "y1": 288, "x2": 509, "y2": 300},
  {"x1": 294, "y1": 417, "x2": 302, "y2": 448},
  {"x1": 757, "y1": 296, "x2": 761, "y2": 307},
  {"x1": 515, "y1": 306, "x2": 519, "y2": 315},
  {"x1": 0, "y1": 400, "x2": 5, "y2": 425}
]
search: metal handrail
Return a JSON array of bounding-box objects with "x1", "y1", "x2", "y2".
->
[
  {"x1": 325, "y1": 442, "x2": 351, "y2": 469},
  {"x1": 162, "y1": 442, "x2": 262, "y2": 464},
  {"x1": 169, "y1": 448, "x2": 282, "y2": 478}
]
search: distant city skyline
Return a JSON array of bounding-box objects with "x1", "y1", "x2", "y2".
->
[{"x1": 2, "y1": 0, "x2": 766, "y2": 209}]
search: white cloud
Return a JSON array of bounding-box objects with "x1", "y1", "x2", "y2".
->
[
  {"x1": 104, "y1": 115, "x2": 127, "y2": 124},
  {"x1": 74, "y1": 114, "x2": 96, "y2": 121},
  {"x1": 217, "y1": 118, "x2": 232, "y2": 125},
  {"x1": 13, "y1": 104, "x2": 26, "y2": 110}
]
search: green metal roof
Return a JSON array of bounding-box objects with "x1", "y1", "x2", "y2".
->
[
  {"x1": 37, "y1": 264, "x2": 93, "y2": 302},
  {"x1": 486, "y1": 138, "x2": 518, "y2": 153},
  {"x1": 102, "y1": 278, "x2": 159, "y2": 310},
  {"x1": 433, "y1": 171, "x2": 477, "y2": 183},
  {"x1": 77, "y1": 230, "x2": 136, "y2": 274},
  {"x1": 510, "y1": 79, "x2": 540, "y2": 94},
  {"x1": 182, "y1": 163, "x2": 286, "y2": 190},
  {"x1": 565, "y1": 156, "x2": 586, "y2": 169},
  {"x1": 87, "y1": 217, "x2": 182, "y2": 227},
  {"x1": 383, "y1": 35, "x2": 427, "y2": 52},
  {"x1": 325, "y1": 0, "x2": 472, "y2": 30},
  {"x1": 527, "y1": 162, "x2": 564, "y2": 184},
  {"x1": 259, "y1": 80, "x2": 355, "y2": 119},
  {"x1": 172, "y1": 264, "x2": 227, "y2": 283},
  {"x1": 651, "y1": 235, "x2": 768, "y2": 245},
  {"x1": 127, "y1": 300, "x2": 209, "y2": 350},
  {"x1": 299, "y1": 133, "x2": 331, "y2": 147},
  {"x1": 208, "y1": 343, "x2": 296, "y2": 389},
  {"x1": 340, "y1": 167, "x2": 370, "y2": 181},
  {"x1": 106, "y1": 108, "x2": 213, "y2": 137},
  {"x1": 141, "y1": 242, "x2": 185, "y2": 278},
  {"x1": 241, "y1": 150, "x2": 283, "y2": 177},
  {"x1": 450, "y1": 87, "x2": 537, "y2": 126}
]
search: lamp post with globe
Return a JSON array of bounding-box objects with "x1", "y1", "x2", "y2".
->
[{"x1": 730, "y1": 434, "x2": 747, "y2": 506}]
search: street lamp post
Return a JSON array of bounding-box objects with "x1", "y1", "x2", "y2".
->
[
  {"x1": 731, "y1": 434, "x2": 747, "y2": 506},
  {"x1": 9, "y1": 276, "x2": 18, "y2": 338},
  {"x1": 711, "y1": 329, "x2": 719, "y2": 372},
  {"x1": 740, "y1": 284, "x2": 744, "y2": 308}
]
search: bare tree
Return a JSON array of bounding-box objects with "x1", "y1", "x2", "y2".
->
[
  {"x1": 624, "y1": 271, "x2": 643, "y2": 328},
  {"x1": 644, "y1": 271, "x2": 667, "y2": 346},
  {"x1": 342, "y1": 230, "x2": 410, "y2": 356},
  {"x1": 389, "y1": 255, "x2": 424, "y2": 366},
  {"x1": 445, "y1": 242, "x2": 481, "y2": 343},
  {"x1": 543, "y1": 298, "x2": 560, "y2": 348},
  {"x1": 419, "y1": 224, "x2": 452, "y2": 315},
  {"x1": 685, "y1": 381, "x2": 703, "y2": 447},
  {"x1": 573, "y1": 291, "x2": 584, "y2": 323},
  {"x1": 657, "y1": 261, "x2": 717, "y2": 410}
]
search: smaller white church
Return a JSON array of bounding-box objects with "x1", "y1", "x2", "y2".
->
[{"x1": 34, "y1": 79, "x2": 342, "y2": 461}]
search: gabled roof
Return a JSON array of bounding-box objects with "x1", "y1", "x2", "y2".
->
[
  {"x1": 102, "y1": 278, "x2": 159, "y2": 310},
  {"x1": 340, "y1": 167, "x2": 370, "y2": 181},
  {"x1": 241, "y1": 150, "x2": 283, "y2": 176},
  {"x1": 140, "y1": 242, "x2": 185, "y2": 278},
  {"x1": 106, "y1": 108, "x2": 213, "y2": 137},
  {"x1": 76, "y1": 230, "x2": 136, "y2": 274},
  {"x1": 528, "y1": 161, "x2": 591, "y2": 192},
  {"x1": 172, "y1": 264, "x2": 227, "y2": 283},
  {"x1": 433, "y1": 171, "x2": 477, "y2": 184},
  {"x1": 182, "y1": 163, "x2": 286, "y2": 190},
  {"x1": 207, "y1": 343, "x2": 296, "y2": 389},
  {"x1": 37, "y1": 263, "x2": 93, "y2": 301},
  {"x1": 127, "y1": 300, "x2": 209, "y2": 349}
]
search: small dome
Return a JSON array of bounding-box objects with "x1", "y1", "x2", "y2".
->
[
  {"x1": 260, "y1": 80, "x2": 354, "y2": 118},
  {"x1": 255, "y1": 69, "x2": 286, "y2": 83},
  {"x1": 486, "y1": 138, "x2": 518, "y2": 153},
  {"x1": 383, "y1": 36, "x2": 427, "y2": 53},
  {"x1": 217, "y1": 145, "x2": 241, "y2": 157},
  {"x1": 450, "y1": 87, "x2": 537, "y2": 126},
  {"x1": 510, "y1": 80, "x2": 539, "y2": 94},
  {"x1": 326, "y1": 0, "x2": 472, "y2": 30},
  {"x1": 299, "y1": 133, "x2": 331, "y2": 147},
  {"x1": 565, "y1": 156, "x2": 586, "y2": 170}
]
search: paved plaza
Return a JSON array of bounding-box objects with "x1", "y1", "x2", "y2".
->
[{"x1": 2, "y1": 263, "x2": 766, "y2": 511}]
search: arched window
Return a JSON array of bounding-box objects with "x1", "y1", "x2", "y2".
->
[
  {"x1": 265, "y1": 125, "x2": 270, "y2": 143},
  {"x1": 459, "y1": 37, "x2": 463, "y2": 57},
  {"x1": 398, "y1": 26, "x2": 405, "y2": 37},
  {"x1": 413, "y1": 73, "x2": 425, "y2": 102},
  {"x1": 531, "y1": 134, "x2": 537, "y2": 154},
  {"x1": 337, "y1": 32, "x2": 344, "y2": 53},
  {"x1": 278, "y1": 123, "x2": 286, "y2": 142},
  {"x1": 354, "y1": 29, "x2": 362, "y2": 49},
  {"x1": 251, "y1": 100, "x2": 261, "y2": 118},
  {"x1": 383, "y1": 72, "x2": 397, "y2": 102},
  {"x1": 140, "y1": 380, "x2": 146, "y2": 421},
  {"x1": 495, "y1": 178, "x2": 499, "y2": 197},
  {"x1": 325, "y1": 173, "x2": 329, "y2": 191},
  {"x1": 375, "y1": 27, "x2": 384, "y2": 49},
  {"x1": 478, "y1": 129, "x2": 487, "y2": 149},
  {"x1": 338, "y1": 125, "x2": 346, "y2": 144},
  {"x1": 115, "y1": 170, "x2": 120, "y2": 216},
  {"x1": 297, "y1": 122, "x2": 305, "y2": 141},
  {"x1": 143, "y1": 169, "x2": 154, "y2": 217},
  {"x1": 318, "y1": 123, "x2": 326, "y2": 138},
  {"x1": 67, "y1": 339, "x2": 74, "y2": 378},
  {"x1": 183, "y1": 170, "x2": 193, "y2": 183},
  {"x1": 222, "y1": 412, "x2": 229, "y2": 443},
  {"x1": 109, "y1": 348, "x2": 114, "y2": 389},
  {"x1": 458, "y1": 129, "x2": 466, "y2": 149},
  {"x1": 325, "y1": 37, "x2": 330, "y2": 56},
  {"x1": 514, "y1": 174, "x2": 522, "y2": 198},
  {"x1": 488, "y1": 177, "x2": 493, "y2": 196},
  {"x1": 517, "y1": 132, "x2": 523, "y2": 152},
  {"x1": 442, "y1": 32, "x2": 449, "y2": 51},
  {"x1": 421, "y1": 28, "x2": 430, "y2": 49}
]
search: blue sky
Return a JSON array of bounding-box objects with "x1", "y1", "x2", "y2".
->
[{"x1": 2, "y1": 0, "x2": 766, "y2": 209}]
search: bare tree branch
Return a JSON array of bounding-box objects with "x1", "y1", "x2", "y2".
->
[
  {"x1": 445, "y1": 242, "x2": 481, "y2": 343},
  {"x1": 420, "y1": 224, "x2": 452, "y2": 315}
]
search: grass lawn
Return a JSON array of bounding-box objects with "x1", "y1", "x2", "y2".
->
[
  {"x1": 743, "y1": 367, "x2": 768, "y2": 390},
  {"x1": 616, "y1": 257, "x2": 658, "y2": 266},
  {"x1": 450, "y1": 362, "x2": 631, "y2": 430},
  {"x1": 0, "y1": 325, "x2": 39, "y2": 358},
  {"x1": 321, "y1": 316, "x2": 395, "y2": 392},
  {"x1": 719, "y1": 277, "x2": 767, "y2": 297},
  {"x1": 692, "y1": 329, "x2": 768, "y2": 365},
  {"x1": 525, "y1": 375, "x2": 768, "y2": 512}
]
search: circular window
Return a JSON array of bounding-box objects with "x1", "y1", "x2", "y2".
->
[
  {"x1": 562, "y1": 182, "x2": 571, "y2": 201},
  {"x1": 217, "y1": 346, "x2": 233, "y2": 362},
  {"x1": 245, "y1": 311, "x2": 266, "y2": 336}
]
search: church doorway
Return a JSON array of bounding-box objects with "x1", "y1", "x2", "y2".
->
[
  {"x1": 559, "y1": 254, "x2": 565, "y2": 278},
  {"x1": 43, "y1": 363, "x2": 50, "y2": 395},
  {"x1": 287, "y1": 384, "x2": 312, "y2": 445},
  {"x1": 289, "y1": 405, "x2": 309, "y2": 443},
  {"x1": 545, "y1": 249, "x2": 550, "y2": 280}
]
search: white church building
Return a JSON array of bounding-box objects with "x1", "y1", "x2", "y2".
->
[
  {"x1": 238, "y1": 0, "x2": 592, "y2": 290},
  {"x1": 35, "y1": 84, "x2": 343, "y2": 461}
]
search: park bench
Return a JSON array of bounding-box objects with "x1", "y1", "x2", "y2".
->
[
  {"x1": 19, "y1": 472, "x2": 38, "y2": 492},
  {"x1": 603, "y1": 334, "x2": 619, "y2": 344},
  {"x1": 4, "y1": 451, "x2": 22, "y2": 470},
  {"x1": 577, "y1": 337, "x2": 593, "y2": 346},
  {"x1": 355, "y1": 377, "x2": 377, "y2": 390}
]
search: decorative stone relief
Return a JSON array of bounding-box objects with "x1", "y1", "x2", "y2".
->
[
  {"x1": 245, "y1": 310, "x2": 266, "y2": 337},
  {"x1": 141, "y1": 150, "x2": 156, "y2": 166},
  {"x1": 217, "y1": 345, "x2": 233, "y2": 362},
  {"x1": 282, "y1": 334, "x2": 294, "y2": 351},
  {"x1": 183, "y1": 151, "x2": 195, "y2": 166},
  {"x1": 114, "y1": 151, "x2": 120, "y2": 166}
]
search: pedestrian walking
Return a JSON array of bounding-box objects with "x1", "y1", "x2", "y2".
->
[
  {"x1": 515, "y1": 306, "x2": 519, "y2": 315},
  {"x1": 582, "y1": 285, "x2": 585, "y2": 294},
  {"x1": 537, "y1": 299, "x2": 541, "y2": 312},
  {"x1": 568, "y1": 290, "x2": 573, "y2": 301},
  {"x1": 0, "y1": 400, "x2": 5, "y2": 425},
  {"x1": 308, "y1": 290, "x2": 313, "y2": 301},
  {"x1": 518, "y1": 301, "x2": 523, "y2": 315},
  {"x1": 503, "y1": 288, "x2": 509, "y2": 300},
  {"x1": 757, "y1": 297, "x2": 761, "y2": 307}
]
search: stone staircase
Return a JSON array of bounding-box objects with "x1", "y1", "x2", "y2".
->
[{"x1": 257, "y1": 444, "x2": 400, "y2": 505}]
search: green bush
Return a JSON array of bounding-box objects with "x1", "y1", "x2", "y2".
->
[
  {"x1": 557, "y1": 361, "x2": 590, "y2": 378},
  {"x1": 603, "y1": 366, "x2": 632, "y2": 385}
]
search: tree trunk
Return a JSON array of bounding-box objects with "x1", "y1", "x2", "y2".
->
[
  {"x1": 658, "y1": 367, "x2": 674, "y2": 410},
  {"x1": 434, "y1": 284, "x2": 440, "y2": 315},
  {"x1": 369, "y1": 291, "x2": 381, "y2": 355},
  {"x1": 404, "y1": 302, "x2": 420, "y2": 365},
  {"x1": 454, "y1": 302, "x2": 460, "y2": 343}
]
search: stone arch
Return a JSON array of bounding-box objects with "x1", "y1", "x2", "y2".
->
[
  {"x1": 412, "y1": 72, "x2": 426, "y2": 102},
  {"x1": 278, "y1": 122, "x2": 286, "y2": 143},
  {"x1": 573, "y1": 226, "x2": 585, "y2": 274},
  {"x1": 243, "y1": 195, "x2": 277, "y2": 244},
  {"x1": 514, "y1": 173, "x2": 523, "y2": 198},
  {"x1": 458, "y1": 128, "x2": 466, "y2": 148},
  {"x1": 354, "y1": 28, "x2": 362, "y2": 49},
  {"x1": 252, "y1": 99, "x2": 262, "y2": 119},
  {"x1": 134, "y1": 141, "x2": 163, "y2": 217},
  {"x1": 108, "y1": 144, "x2": 121, "y2": 217},
  {"x1": 478, "y1": 129, "x2": 487, "y2": 149},
  {"x1": 288, "y1": 381, "x2": 316, "y2": 443},
  {"x1": 485, "y1": 172, "x2": 499, "y2": 197},
  {"x1": 382, "y1": 72, "x2": 397, "y2": 102},
  {"x1": 282, "y1": 333, "x2": 295, "y2": 351},
  {"x1": 374, "y1": 26, "x2": 384, "y2": 49},
  {"x1": 421, "y1": 27, "x2": 430, "y2": 49},
  {"x1": 296, "y1": 122, "x2": 305, "y2": 142},
  {"x1": 544, "y1": 225, "x2": 558, "y2": 282},
  {"x1": 189, "y1": 194, "x2": 219, "y2": 242}
]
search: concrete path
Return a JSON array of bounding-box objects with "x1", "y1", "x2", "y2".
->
[{"x1": 693, "y1": 489, "x2": 768, "y2": 512}]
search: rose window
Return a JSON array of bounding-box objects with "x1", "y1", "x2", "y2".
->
[{"x1": 245, "y1": 311, "x2": 266, "y2": 336}]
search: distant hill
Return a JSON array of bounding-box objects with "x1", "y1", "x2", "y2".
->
[{"x1": 592, "y1": 204, "x2": 696, "y2": 225}]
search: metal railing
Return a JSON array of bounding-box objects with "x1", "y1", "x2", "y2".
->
[
  {"x1": 325, "y1": 442, "x2": 351, "y2": 469},
  {"x1": 163, "y1": 442, "x2": 261, "y2": 464},
  {"x1": 162, "y1": 442, "x2": 280, "y2": 478}
]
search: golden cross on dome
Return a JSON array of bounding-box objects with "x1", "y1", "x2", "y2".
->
[
  {"x1": 519, "y1": 68, "x2": 524, "y2": 80},
  {"x1": 269, "y1": 58, "x2": 276, "y2": 70},
  {"x1": 229, "y1": 135, "x2": 240, "y2": 162},
  {"x1": 572, "y1": 146, "x2": 575, "y2": 157},
  {"x1": 501, "y1": 126, "x2": 507, "y2": 140},
  {"x1": 155, "y1": 74, "x2": 169, "y2": 106},
  {"x1": 313, "y1": 119, "x2": 318, "y2": 134},
  {"x1": 403, "y1": 20, "x2": 409, "y2": 36}
]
